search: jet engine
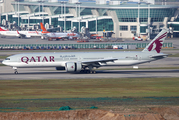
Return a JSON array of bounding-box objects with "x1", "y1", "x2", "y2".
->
[{"x1": 65, "y1": 62, "x2": 82, "y2": 72}]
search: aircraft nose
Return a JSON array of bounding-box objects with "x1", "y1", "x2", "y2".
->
[
  {"x1": 2, "y1": 60, "x2": 5, "y2": 65},
  {"x1": 2, "y1": 60, "x2": 7, "y2": 65}
]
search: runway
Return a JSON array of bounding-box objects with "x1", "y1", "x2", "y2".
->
[
  {"x1": 1, "y1": 56, "x2": 179, "y2": 80},
  {"x1": 0, "y1": 66, "x2": 179, "y2": 80}
]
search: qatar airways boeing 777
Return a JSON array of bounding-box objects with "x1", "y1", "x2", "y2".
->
[{"x1": 2, "y1": 28, "x2": 168, "y2": 74}]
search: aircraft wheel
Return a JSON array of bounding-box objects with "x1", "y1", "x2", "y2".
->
[
  {"x1": 14, "y1": 71, "x2": 18, "y2": 74},
  {"x1": 80, "y1": 70, "x2": 84, "y2": 73}
]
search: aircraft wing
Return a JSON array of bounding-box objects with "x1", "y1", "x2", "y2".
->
[
  {"x1": 17, "y1": 30, "x2": 28, "y2": 38},
  {"x1": 82, "y1": 58, "x2": 119, "y2": 66},
  {"x1": 18, "y1": 33, "x2": 26, "y2": 38}
]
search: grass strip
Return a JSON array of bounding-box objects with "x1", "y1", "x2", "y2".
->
[
  {"x1": 168, "y1": 53, "x2": 179, "y2": 57},
  {"x1": 0, "y1": 56, "x2": 8, "y2": 59},
  {"x1": 0, "y1": 78, "x2": 179, "y2": 99}
]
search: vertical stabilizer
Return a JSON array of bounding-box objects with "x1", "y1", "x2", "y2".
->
[
  {"x1": 142, "y1": 28, "x2": 168, "y2": 53},
  {"x1": 0, "y1": 27, "x2": 8, "y2": 31},
  {"x1": 40, "y1": 23, "x2": 50, "y2": 34}
]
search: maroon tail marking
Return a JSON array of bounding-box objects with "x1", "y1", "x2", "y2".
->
[{"x1": 148, "y1": 32, "x2": 167, "y2": 53}]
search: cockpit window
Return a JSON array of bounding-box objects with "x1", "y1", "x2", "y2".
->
[{"x1": 5, "y1": 58, "x2": 10, "y2": 60}]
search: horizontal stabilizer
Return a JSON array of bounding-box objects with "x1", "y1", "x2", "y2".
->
[{"x1": 150, "y1": 54, "x2": 168, "y2": 59}]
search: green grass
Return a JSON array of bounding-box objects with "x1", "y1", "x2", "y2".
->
[
  {"x1": 0, "y1": 56, "x2": 8, "y2": 59},
  {"x1": 0, "y1": 64, "x2": 5, "y2": 66},
  {"x1": 168, "y1": 53, "x2": 179, "y2": 57},
  {"x1": 0, "y1": 78, "x2": 179, "y2": 99}
]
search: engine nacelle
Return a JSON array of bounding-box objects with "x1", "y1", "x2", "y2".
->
[{"x1": 65, "y1": 62, "x2": 82, "y2": 72}]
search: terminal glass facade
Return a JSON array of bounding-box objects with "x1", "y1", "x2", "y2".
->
[
  {"x1": 168, "y1": 24, "x2": 179, "y2": 31},
  {"x1": 54, "y1": 7, "x2": 69, "y2": 15},
  {"x1": 140, "y1": 26, "x2": 148, "y2": 33},
  {"x1": 80, "y1": 8, "x2": 92, "y2": 16},
  {"x1": 58, "y1": 21, "x2": 64, "y2": 29},
  {"x1": 120, "y1": 26, "x2": 128, "y2": 31},
  {"x1": 115, "y1": 9, "x2": 137, "y2": 22},
  {"x1": 1, "y1": 15, "x2": 6, "y2": 21},
  {"x1": 21, "y1": 19, "x2": 28, "y2": 24},
  {"x1": 51, "y1": 18, "x2": 58, "y2": 27},
  {"x1": 115, "y1": 8, "x2": 176, "y2": 22},
  {"x1": 66, "y1": 21, "x2": 72, "y2": 30},
  {"x1": 44, "y1": 19, "x2": 49, "y2": 25},
  {"x1": 30, "y1": 19, "x2": 42, "y2": 24},
  {"x1": 97, "y1": 19, "x2": 113, "y2": 31},
  {"x1": 8, "y1": 15, "x2": 14, "y2": 23},
  {"x1": 73, "y1": 22, "x2": 86, "y2": 32},
  {"x1": 130, "y1": 26, "x2": 137, "y2": 31},
  {"x1": 88, "y1": 21, "x2": 96, "y2": 31},
  {"x1": 174, "y1": 18, "x2": 179, "y2": 22},
  {"x1": 13, "y1": 17, "x2": 21, "y2": 25}
]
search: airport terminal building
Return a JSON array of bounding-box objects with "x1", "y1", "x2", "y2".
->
[{"x1": 1, "y1": 0, "x2": 179, "y2": 38}]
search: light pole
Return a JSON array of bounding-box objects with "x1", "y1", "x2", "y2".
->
[
  {"x1": 96, "y1": 17, "x2": 98, "y2": 34},
  {"x1": 0, "y1": 3, "x2": 1, "y2": 24},
  {"x1": 42, "y1": 0, "x2": 45, "y2": 24},
  {"x1": 18, "y1": 0, "x2": 19, "y2": 27},
  {"x1": 75, "y1": 3, "x2": 77, "y2": 17},
  {"x1": 28, "y1": 16, "x2": 30, "y2": 31},
  {"x1": 38, "y1": 0, "x2": 40, "y2": 17},
  {"x1": 38, "y1": 0, "x2": 45, "y2": 24},
  {"x1": 138, "y1": 2, "x2": 141, "y2": 37},
  {"x1": 15, "y1": 1, "x2": 17, "y2": 15},
  {"x1": 60, "y1": 1, "x2": 64, "y2": 32},
  {"x1": 64, "y1": 1, "x2": 67, "y2": 32},
  {"x1": 75, "y1": 2, "x2": 81, "y2": 32},
  {"x1": 147, "y1": 3, "x2": 150, "y2": 40}
]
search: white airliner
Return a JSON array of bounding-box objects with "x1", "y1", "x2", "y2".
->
[
  {"x1": 0, "y1": 27, "x2": 41, "y2": 38},
  {"x1": 40, "y1": 23, "x2": 80, "y2": 40},
  {"x1": 2, "y1": 28, "x2": 168, "y2": 74}
]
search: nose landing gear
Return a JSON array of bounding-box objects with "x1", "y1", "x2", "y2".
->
[
  {"x1": 13, "y1": 67, "x2": 18, "y2": 74},
  {"x1": 14, "y1": 70, "x2": 18, "y2": 74}
]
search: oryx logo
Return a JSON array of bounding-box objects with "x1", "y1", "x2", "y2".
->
[{"x1": 148, "y1": 32, "x2": 167, "y2": 53}]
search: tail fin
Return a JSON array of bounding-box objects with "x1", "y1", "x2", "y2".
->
[
  {"x1": 0, "y1": 27, "x2": 8, "y2": 31},
  {"x1": 142, "y1": 28, "x2": 168, "y2": 53},
  {"x1": 40, "y1": 22, "x2": 50, "y2": 34},
  {"x1": 17, "y1": 30, "x2": 20, "y2": 34}
]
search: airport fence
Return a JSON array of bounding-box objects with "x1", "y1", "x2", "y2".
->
[{"x1": 0, "y1": 42, "x2": 173, "y2": 50}]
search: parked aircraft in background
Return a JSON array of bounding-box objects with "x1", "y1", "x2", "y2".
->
[
  {"x1": 40, "y1": 23, "x2": 80, "y2": 40},
  {"x1": 0, "y1": 27, "x2": 41, "y2": 38},
  {"x1": 2, "y1": 28, "x2": 168, "y2": 74}
]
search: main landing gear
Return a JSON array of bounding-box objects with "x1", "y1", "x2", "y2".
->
[
  {"x1": 80, "y1": 70, "x2": 96, "y2": 74},
  {"x1": 80, "y1": 66, "x2": 96, "y2": 74},
  {"x1": 13, "y1": 67, "x2": 18, "y2": 74}
]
